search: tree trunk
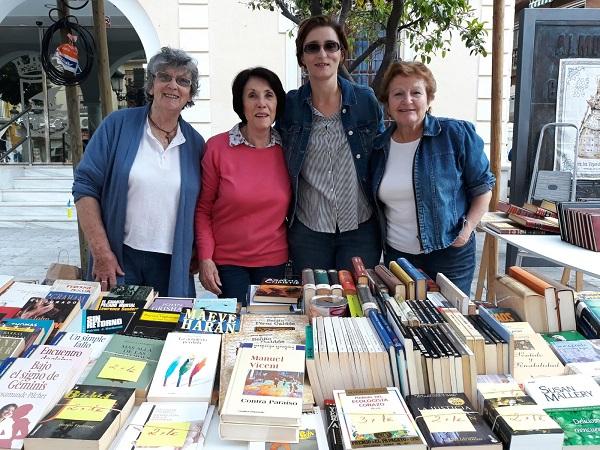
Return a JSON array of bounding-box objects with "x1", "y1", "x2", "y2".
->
[
  {"x1": 371, "y1": 0, "x2": 404, "y2": 96},
  {"x1": 310, "y1": 0, "x2": 322, "y2": 16}
]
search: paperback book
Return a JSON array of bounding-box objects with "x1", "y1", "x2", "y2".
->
[
  {"x1": 253, "y1": 278, "x2": 303, "y2": 304},
  {"x1": 82, "y1": 309, "x2": 135, "y2": 334},
  {"x1": 124, "y1": 309, "x2": 180, "y2": 340},
  {"x1": 147, "y1": 332, "x2": 221, "y2": 402},
  {"x1": 177, "y1": 308, "x2": 240, "y2": 334}
]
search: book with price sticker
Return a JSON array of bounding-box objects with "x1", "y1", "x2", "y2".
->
[
  {"x1": 124, "y1": 309, "x2": 181, "y2": 340},
  {"x1": 83, "y1": 334, "x2": 165, "y2": 403},
  {"x1": 406, "y1": 393, "x2": 502, "y2": 450},
  {"x1": 220, "y1": 342, "x2": 306, "y2": 443},
  {"x1": 25, "y1": 384, "x2": 136, "y2": 450},
  {"x1": 147, "y1": 332, "x2": 221, "y2": 402},
  {"x1": 113, "y1": 401, "x2": 214, "y2": 450},
  {"x1": 334, "y1": 387, "x2": 426, "y2": 450}
]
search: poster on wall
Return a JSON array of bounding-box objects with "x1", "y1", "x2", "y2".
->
[{"x1": 555, "y1": 58, "x2": 600, "y2": 179}]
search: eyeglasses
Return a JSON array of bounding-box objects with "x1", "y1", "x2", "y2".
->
[
  {"x1": 303, "y1": 40, "x2": 341, "y2": 54},
  {"x1": 153, "y1": 71, "x2": 192, "y2": 88}
]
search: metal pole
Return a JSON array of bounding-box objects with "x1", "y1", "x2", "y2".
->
[
  {"x1": 37, "y1": 22, "x2": 51, "y2": 163},
  {"x1": 92, "y1": 0, "x2": 113, "y2": 118}
]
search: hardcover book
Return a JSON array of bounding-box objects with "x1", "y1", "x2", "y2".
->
[
  {"x1": 83, "y1": 334, "x2": 165, "y2": 402},
  {"x1": 406, "y1": 393, "x2": 501, "y2": 450},
  {"x1": 253, "y1": 278, "x2": 303, "y2": 304},
  {"x1": 147, "y1": 332, "x2": 221, "y2": 402},
  {"x1": 334, "y1": 387, "x2": 426, "y2": 450},
  {"x1": 113, "y1": 401, "x2": 214, "y2": 450},
  {"x1": 0, "y1": 357, "x2": 79, "y2": 449},
  {"x1": 220, "y1": 342, "x2": 305, "y2": 428},
  {"x1": 25, "y1": 384, "x2": 136, "y2": 450},
  {"x1": 82, "y1": 309, "x2": 135, "y2": 334},
  {"x1": 124, "y1": 309, "x2": 180, "y2": 340}
]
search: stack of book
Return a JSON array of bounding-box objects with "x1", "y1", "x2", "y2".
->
[
  {"x1": 492, "y1": 201, "x2": 560, "y2": 234},
  {"x1": 219, "y1": 342, "x2": 306, "y2": 443},
  {"x1": 557, "y1": 201, "x2": 600, "y2": 251},
  {"x1": 247, "y1": 278, "x2": 303, "y2": 313}
]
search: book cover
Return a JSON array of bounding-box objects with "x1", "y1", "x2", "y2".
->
[
  {"x1": 95, "y1": 297, "x2": 148, "y2": 312},
  {"x1": 176, "y1": 308, "x2": 240, "y2": 334},
  {"x1": 15, "y1": 297, "x2": 80, "y2": 340},
  {"x1": 221, "y1": 342, "x2": 305, "y2": 427},
  {"x1": 549, "y1": 339, "x2": 600, "y2": 364},
  {"x1": 0, "y1": 357, "x2": 79, "y2": 449},
  {"x1": 240, "y1": 314, "x2": 309, "y2": 333},
  {"x1": 83, "y1": 334, "x2": 165, "y2": 400},
  {"x1": 0, "y1": 307, "x2": 20, "y2": 320},
  {"x1": 50, "y1": 332, "x2": 113, "y2": 381},
  {"x1": 0, "y1": 337, "x2": 24, "y2": 360},
  {"x1": 248, "y1": 407, "x2": 329, "y2": 450},
  {"x1": 397, "y1": 258, "x2": 427, "y2": 300},
  {"x1": 541, "y1": 330, "x2": 586, "y2": 343},
  {"x1": 486, "y1": 221, "x2": 528, "y2": 234},
  {"x1": 1, "y1": 318, "x2": 54, "y2": 344},
  {"x1": 149, "y1": 297, "x2": 194, "y2": 312},
  {"x1": 0, "y1": 324, "x2": 43, "y2": 349},
  {"x1": 147, "y1": 332, "x2": 221, "y2": 402},
  {"x1": 253, "y1": 278, "x2": 302, "y2": 304},
  {"x1": 82, "y1": 309, "x2": 134, "y2": 334},
  {"x1": 508, "y1": 213, "x2": 560, "y2": 233},
  {"x1": 193, "y1": 297, "x2": 237, "y2": 313},
  {"x1": 113, "y1": 401, "x2": 213, "y2": 450},
  {"x1": 104, "y1": 285, "x2": 154, "y2": 303},
  {"x1": 334, "y1": 387, "x2": 426, "y2": 449},
  {"x1": 406, "y1": 393, "x2": 501, "y2": 449},
  {"x1": 219, "y1": 330, "x2": 305, "y2": 413},
  {"x1": 25, "y1": 384, "x2": 136, "y2": 450},
  {"x1": 47, "y1": 279, "x2": 101, "y2": 309},
  {"x1": 485, "y1": 307, "x2": 522, "y2": 323},
  {"x1": 0, "y1": 282, "x2": 51, "y2": 308},
  {"x1": 27, "y1": 344, "x2": 91, "y2": 388},
  {"x1": 124, "y1": 309, "x2": 180, "y2": 340}
]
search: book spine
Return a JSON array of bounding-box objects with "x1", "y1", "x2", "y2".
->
[
  {"x1": 397, "y1": 258, "x2": 426, "y2": 281},
  {"x1": 328, "y1": 270, "x2": 343, "y2": 297},
  {"x1": 314, "y1": 269, "x2": 332, "y2": 295},
  {"x1": 481, "y1": 400, "x2": 513, "y2": 447},
  {"x1": 324, "y1": 400, "x2": 344, "y2": 450},
  {"x1": 357, "y1": 285, "x2": 379, "y2": 314},
  {"x1": 338, "y1": 270, "x2": 357, "y2": 295},
  {"x1": 351, "y1": 256, "x2": 368, "y2": 286}
]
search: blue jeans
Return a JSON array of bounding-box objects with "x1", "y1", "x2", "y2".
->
[
  {"x1": 217, "y1": 263, "x2": 287, "y2": 305},
  {"x1": 288, "y1": 215, "x2": 382, "y2": 275},
  {"x1": 384, "y1": 233, "x2": 476, "y2": 296},
  {"x1": 122, "y1": 244, "x2": 174, "y2": 297}
]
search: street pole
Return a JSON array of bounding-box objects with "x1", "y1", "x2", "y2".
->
[
  {"x1": 486, "y1": 0, "x2": 505, "y2": 302},
  {"x1": 91, "y1": 0, "x2": 113, "y2": 118},
  {"x1": 37, "y1": 23, "x2": 51, "y2": 163},
  {"x1": 56, "y1": 0, "x2": 88, "y2": 273}
]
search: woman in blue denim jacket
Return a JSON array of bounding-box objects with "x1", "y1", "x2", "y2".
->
[
  {"x1": 371, "y1": 62, "x2": 495, "y2": 295},
  {"x1": 277, "y1": 16, "x2": 384, "y2": 273}
]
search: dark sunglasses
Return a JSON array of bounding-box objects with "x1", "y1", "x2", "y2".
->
[
  {"x1": 303, "y1": 40, "x2": 341, "y2": 54},
  {"x1": 153, "y1": 71, "x2": 192, "y2": 88}
]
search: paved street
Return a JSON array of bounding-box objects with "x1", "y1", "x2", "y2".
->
[{"x1": 0, "y1": 226, "x2": 598, "y2": 294}]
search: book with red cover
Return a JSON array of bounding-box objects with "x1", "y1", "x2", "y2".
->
[
  {"x1": 508, "y1": 213, "x2": 560, "y2": 233},
  {"x1": 351, "y1": 256, "x2": 368, "y2": 286},
  {"x1": 498, "y1": 201, "x2": 542, "y2": 218},
  {"x1": 0, "y1": 306, "x2": 20, "y2": 320},
  {"x1": 523, "y1": 202, "x2": 559, "y2": 219},
  {"x1": 338, "y1": 270, "x2": 357, "y2": 295}
]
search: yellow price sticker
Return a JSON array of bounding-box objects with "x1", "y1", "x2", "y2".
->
[
  {"x1": 421, "y1": 408, "x2": 475, "y2": 433},
  {"x1": 97, "y1": 356, "x2": 147, "y2": 382},
  {"x1": 56, "y1": 397, "x2": 116, "y2": 422},
  {"x1": 137, "y1": 421, "x2": 190, "y2": 447},
  {"x1": 140, "y1": 311, "x2": 179, "y2": 323}
]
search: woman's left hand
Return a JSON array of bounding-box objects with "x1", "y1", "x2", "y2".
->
[{"x1": 451, "y1": 223, "x2": 473, "y2": 248}]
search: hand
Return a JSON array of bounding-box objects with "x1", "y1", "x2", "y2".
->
[
  {"x1": 199, "y1": 259, "x2": 222, "y2": 295},
  {"x1": 451, "y1": 223, "x2": 473, "y2": 248},
  {"x1": 92, "y1": 249, "x2": 125, "y2": 290}
]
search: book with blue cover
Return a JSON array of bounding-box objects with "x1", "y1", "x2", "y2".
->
[
  {"x1": 1, "y1": 318, "x2": 54, "y2": 344},
  {"x1": 549, "y1": 339, "x2": 600, "y2": 364},
  {"x1": 396, "y1": 258, "x2": 427, "y2": 300}
]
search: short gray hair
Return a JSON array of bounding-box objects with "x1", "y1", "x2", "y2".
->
[{"x1": 144, "y1": 47, "x2": 199, "y2": 108}]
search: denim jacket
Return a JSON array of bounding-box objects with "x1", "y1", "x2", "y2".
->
[
  {"x1": 277, "y1": 76, "x2": 384, "y2": 225},
  {"x1": 370, "y1": 114, "x2": 495, "y2": 254}
]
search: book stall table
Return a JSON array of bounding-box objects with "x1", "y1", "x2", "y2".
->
[{"x1": 475, "y1": 222, "x2": 600, "y2": 302}]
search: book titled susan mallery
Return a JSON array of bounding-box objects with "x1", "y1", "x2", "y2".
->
[{"x1": 220, "y1": 342, "x2": 305, "y2": 427}]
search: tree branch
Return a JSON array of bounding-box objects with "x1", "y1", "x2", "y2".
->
[
  {"x1": 397, "y1": 17, "x2": 422, "y2": 32},
  {"x1": 310, "y1": 0, "x2": 322, "y2": 16},
  {"x1": 347, "y1": 36, "x2": 386, "y2": 73},
  {"x1": 274, "y1": 0, "x2": 301, "y2": 24},
  {"x1": 338, "y1": 0, "x2": 352, "y2": 25},
  {"x1": 371, "y1": 0, "x2": 404, "y2": 95}
]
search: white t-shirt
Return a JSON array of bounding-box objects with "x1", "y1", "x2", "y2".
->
[
  {"x1": 377, "y1": 137, "x2": 423, "y2": 254},
  {"x1": 124, "y1": 119, "x2": 184, "y2": 255}
]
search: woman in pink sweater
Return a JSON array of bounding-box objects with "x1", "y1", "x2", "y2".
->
[{"x1": 195, "y1": 67, "x2": 291, "y2": 303}]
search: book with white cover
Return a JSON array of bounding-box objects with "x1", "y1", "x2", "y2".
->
[
  {"x1": 247, "y1": 407, "x2": 328, "y2": 450},
  {"x1": 147, "y1": 332, "x2": 221, "y2": 402},
  {"x1": 0, "y1": 357, "x2": 78, "y2": 449},
  {"x1": 565, "y1": 360, "x2": 600, "y2": 381},
  {"x1": 221, "y1": 342, "x2": 305, "y2": 427},
  {"x1": 333, "y1": 387, "x2": 426, "y2": 450},
  {"x1": 27, "y1": 344, "x2": 91, "y2": 393},
  {"x1": 50, "y1": 331, "x2": 112, "y2": 381},
  {"x1": 0, "y1": 282, "x2": 50, "y2": 308},
  {"x1": 523, "y1": 374, "x2": 600, "y2": 409},
  {"x1": 114, "y1": 401, "x2": 214, "y2": 450}
]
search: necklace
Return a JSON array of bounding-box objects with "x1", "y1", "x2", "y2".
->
[{"x1": 148, "y1": 114, "x2": 178, "y2": 144}]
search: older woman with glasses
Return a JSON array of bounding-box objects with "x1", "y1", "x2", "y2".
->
[
  {"x1": 278, "y1": 16, "x2": 384, "y2": 274},
  {"x1": 73, "y1": 47, "x2": 204, "y2": 297}
]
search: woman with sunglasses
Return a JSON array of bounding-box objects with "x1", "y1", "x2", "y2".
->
[
  {"x1": 278, "y1": 16, "x2": 384, "y2": 274},
  {"x1": 73, "y1": 47, "x2": 204, "y2": 297}
]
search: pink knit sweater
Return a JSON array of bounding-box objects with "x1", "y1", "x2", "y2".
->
[{"x1": 195, "y1": 132, "x2": 291, "y2": 267}]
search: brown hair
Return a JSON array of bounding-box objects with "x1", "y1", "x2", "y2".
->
[
  {"x1": 295, "y1": 15, "x2": 349, "y2": 68},
  {"x1": 378, "y1": 61, "x2": 437, "y2": 104}
]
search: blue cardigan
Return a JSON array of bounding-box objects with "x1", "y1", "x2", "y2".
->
[{"x1": 73, "y1": 105, "x2": 204, "y2": 296}]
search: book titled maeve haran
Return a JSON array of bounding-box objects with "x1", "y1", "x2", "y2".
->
[{"x1": 220, "y1": 342, "x2": 305, "y2": 427}]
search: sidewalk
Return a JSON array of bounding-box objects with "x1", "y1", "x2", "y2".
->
[{"x1": 0, "y1": 225, "x2": 598, "y2": 294}]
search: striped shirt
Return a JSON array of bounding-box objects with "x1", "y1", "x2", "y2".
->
[{"x1": 296, "y1": 104, "x2": 372, "y2": 233}]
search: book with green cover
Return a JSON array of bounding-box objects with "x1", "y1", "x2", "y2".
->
[
  {"x1": 83, "y1": 334, "x2": 164, "y2": 402},
  {"x1": 541, "y1": 330, "x2": 587, "y2": 343}
]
